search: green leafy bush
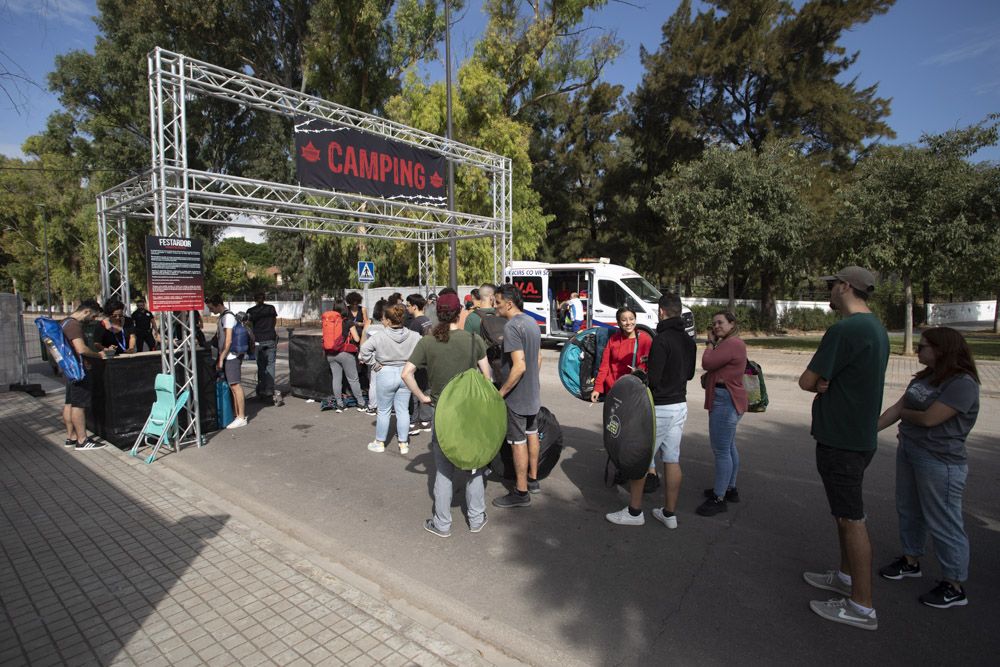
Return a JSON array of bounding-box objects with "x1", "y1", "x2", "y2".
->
[
  {"x1": 689, "y1": 304, "x2": 768, "y2": 333},
  {"x1": 779, "y1": 307, "x2": 840, "y2": 331}
]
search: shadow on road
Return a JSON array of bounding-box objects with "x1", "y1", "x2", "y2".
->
[{"x1": 0, "y1": 399, "x2": 227, "y2": 665}]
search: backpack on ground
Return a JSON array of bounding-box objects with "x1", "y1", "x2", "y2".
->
[
  {"x1": 489, "y1": 406, "x2": 564, "y2": 481},
  {"x1": 321, "y1": 310, "x2": 347, "y2": 354},
  {"x1": 558, "y1": 326, "x2": 611, "y2": 401},
  {"x1": 35, "y1": 317, "x2": 86, "y2": 381},
  {"x1": 479, "y1": 313, "x2": 508, "y2": 385},
  {"x1": 744, "y1": 359, "x2": 769, "y2": 412},
  {"x1": 221, "y1": 310, "x2": 250, "y2": 356}
]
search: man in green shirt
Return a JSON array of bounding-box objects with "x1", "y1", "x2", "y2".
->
[
  {"x1": 403, "y1": 292, "x2": 491, "y2": 537},
  {"x1": 464, "y1": 283, "x2": 497, "y2": 334},
  {"x1": 798, "y1": 266, "x2": 889, "y2": 631}
]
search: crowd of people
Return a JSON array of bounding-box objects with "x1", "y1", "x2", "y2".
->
[{"x1": 54, "y1": 265, "x2": 982, "y2": 632}]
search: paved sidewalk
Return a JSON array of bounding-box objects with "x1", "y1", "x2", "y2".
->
[{"x1": 0, "y1": 392, "x2": 498, "y2": 666}]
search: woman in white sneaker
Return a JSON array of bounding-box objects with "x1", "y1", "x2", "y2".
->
[
  {"x1": 358, "y1": 304, "x2": 419, "y2": 454},
  {"x1": 877, "y1": 327, "x2": 979, "y2": 609}
]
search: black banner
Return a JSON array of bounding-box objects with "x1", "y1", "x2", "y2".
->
[
  {"x1": 145, "y1": 235, "x2": 205, "y2": 313},
  {"x1": 295, "y1": 117, "x2": 447, "y2": 206}
]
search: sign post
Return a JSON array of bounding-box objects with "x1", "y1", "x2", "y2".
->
[
  {"x1": 358, "y1": 261, "x2": 375, "y2": 316},
  {"x1": 145, "y1": 236, "x2": 205, "y2": 312}
]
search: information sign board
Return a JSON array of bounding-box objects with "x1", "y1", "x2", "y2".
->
[{"x1": 145, "y1": 236, "x2": 205, "y2": 312}]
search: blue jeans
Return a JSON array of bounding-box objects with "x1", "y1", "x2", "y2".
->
[
  {"x1": 255, "y1": 340, "x2": 277, "y2": 396},
  {"x1": 708, "y1": 387, "x2": 742, "y2": 497},
  {"x1": 429, "y1": 406, "x2": 486, "y2": 532},
  {"x1": 375, "y1": 366, "x2": 411, "y2": 444},
  {"x1": 896, "y1": 441, "x2": 970, "y2": 582}
]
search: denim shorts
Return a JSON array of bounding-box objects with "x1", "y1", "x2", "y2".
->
[
  {"x1": 654, "y1": 403, "x2": 687, "y2": 464},
  {"x1": 816, "y1": 442, "x2": 875, "y2": 520},
  {"x1": 223, "y1": 357, "x2": 243, "y2": 385},
  {"x1": 506, "y1": 406, "x2": 538, "y2": 445}
]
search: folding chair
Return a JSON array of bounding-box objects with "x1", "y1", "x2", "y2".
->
[{"x1": 129, "y1": 374, "x2": 191, "y2": 464}]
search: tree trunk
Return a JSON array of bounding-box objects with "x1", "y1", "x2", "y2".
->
[
  {"x1": 994, "y1": 289, "x2": 999, "y2": 334},
  {"x1": 903, "y1": 273, "x2": 914, "y2": 356},
  {"x1": 921, "y1": 280, "x2": 931, "y2": 326},
  {"x1": 728, "y1": 272, "x2": 735, "y2": 312},
  {"x1": 760, "y1": 271, "x2": 777, "y2": 332}
]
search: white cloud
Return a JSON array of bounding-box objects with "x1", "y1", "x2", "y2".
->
[
  {"x1": 4, "y1": 0, "x2": 93, "y2": 29},
  {"x1": 923, "y1": 31, "x2": 1000, "y2": 66},
  {"x1": 973, "y1": 79, "x2": 1000, "y2": 97}
]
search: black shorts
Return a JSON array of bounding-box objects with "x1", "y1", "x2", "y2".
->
[
  {"x1": 223, "y1": 357, "x2": 243, "y2": 385},
  {"x1": 816, "y1": 442, "x2": 875, "y2": 520},
  {"x1": 64, "y1": 376, "x2": 92, "y2": 409},
  {"x1": 506, "y1": 407, "x2": 538, "y2": 445}
]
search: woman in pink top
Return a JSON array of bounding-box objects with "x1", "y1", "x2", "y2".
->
[{"x1": 697, "y1": 311, "x2": 749, "y2": 517}]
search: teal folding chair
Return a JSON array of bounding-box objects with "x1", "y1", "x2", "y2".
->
[{"x1": 130, "y1": 374, "x2": 191, "y2": 464}]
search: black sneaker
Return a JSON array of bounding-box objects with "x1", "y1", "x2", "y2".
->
[
  {"x1": 919, "y1": 580, "x2": 967, "y2": 608},
  {"x1": 643, "y1": 473, "x2": 660, "y2": 494},
  {"x1": 695, "y1": 496, "x2": 727, "y2": 516},
  {"x1": 527, "y1": 478, "x2": 541, "y2": 494},
  {"x1": 492, "y1": 491, "x2": 531, "y2": 509},
  {"x1": 879, "y1": 556, "x2": 922, "y2": 580},
  {"x1": 703, "y1": 487, "x2": 740, "y2": 503}
]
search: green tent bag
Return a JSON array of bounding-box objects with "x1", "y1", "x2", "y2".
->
[{"x1": 435, "y1": 367, "x2": 507, "y2": 470}]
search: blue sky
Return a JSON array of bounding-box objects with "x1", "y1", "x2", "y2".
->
[{"x1": 1, "y1": 0, "x2": 998, "y2": 161}]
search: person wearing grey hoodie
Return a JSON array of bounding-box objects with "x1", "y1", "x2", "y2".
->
[{"x1": 359, "y1": 303, "x2": 420, "y2": 454}]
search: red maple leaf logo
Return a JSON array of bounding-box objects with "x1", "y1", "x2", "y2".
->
[
  {"x1": 430, "y1": 171, "x2": 443, "y2": 188},
  {"x1": 300, "y1": 141, "x2": 320, "y2": 162}
]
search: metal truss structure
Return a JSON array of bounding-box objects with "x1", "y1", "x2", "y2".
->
[{"x1": 97, "y1": 48, "x2": 513, "y2": 454}]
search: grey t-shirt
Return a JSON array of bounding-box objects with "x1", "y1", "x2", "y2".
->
[
  {"x1": 502, "y1": 312, "x2": 541, "y2": 416},
  {"x1": 898, "y1": 373, "x2": 979, "y2": 463}
]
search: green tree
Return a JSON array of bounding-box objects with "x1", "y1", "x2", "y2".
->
[
  {"x1": 837, "y1": 118, "x2": 999, "y2": 352},
  {"x1": 530, "y1": 82, "x2": 625, "y2": 261},
  {"x1": 648, "y1": 141, "x2": 813, "y2": 328}
]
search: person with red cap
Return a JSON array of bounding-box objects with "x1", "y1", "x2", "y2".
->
[{"x1": 403, "y1": 290, "x2": 492, "y2": 537}]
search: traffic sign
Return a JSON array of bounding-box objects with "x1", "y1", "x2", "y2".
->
[{"x1": 357, "y1": 261, "x2": 375, "y2": 283}]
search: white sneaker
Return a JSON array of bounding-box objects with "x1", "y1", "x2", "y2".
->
[
  {"x1": 606, "y1": 506, "x2": 644, "y2": 526},
  {"x1": 367, "y1": 440, "x2": 385, "y2": 453},
  {"x1": 398, "y1": 441, "x2": 409, "y2": 455},
  {"x1": 226, "y1": 417, "x2": 248, "y2": 429},
  {"x1": 652, "y1": 507, "x2": 678, "y2": 529}
]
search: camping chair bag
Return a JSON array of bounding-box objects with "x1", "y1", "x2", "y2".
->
[
  {"x1": 603, "y1": 374, "x2": 656, "y2": 481},
  {"x1": 558, "y1": 326, "x2": 611, "y2": 401},
  {"x1": 434, "y1": 369, "x2": 507, "y2": 470},
  {"x1": 489, "y1": 406, "x2": 564, "y2": 481}
]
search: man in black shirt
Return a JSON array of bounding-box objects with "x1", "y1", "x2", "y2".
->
[
  {"x1": 247, "y1": 292, "x2": 278, "y2": 402},
  {"x1": 132, "y1": 299, "x2": 157, "y2": 351}
]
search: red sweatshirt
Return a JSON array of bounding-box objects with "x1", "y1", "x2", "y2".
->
[
  {"x1": 701, "y1": 336, "x2": 749, "y2": 414},
  {"x1": 594, "y1": 330, "x2": 653, "y2": 394}
]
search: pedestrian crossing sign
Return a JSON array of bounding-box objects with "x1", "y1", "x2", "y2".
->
[{"x1": 357, "y1": 261, "x2": 375, "y2": 283}]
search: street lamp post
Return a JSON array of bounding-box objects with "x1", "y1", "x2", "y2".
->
[
  {"x1": 445, "y1": 0, "x2": 458, "y2": 290},
  {"x1": 36, "y1": 205, "x2": 53, "y2": 318}
]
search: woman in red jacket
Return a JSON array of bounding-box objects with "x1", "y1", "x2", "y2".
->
[
  {"x1": 590, "y1": 307, "x2": 652, "y2": 401},
  {"x1": 697, "y1": 311, "x2": 749, "y2": 517}
]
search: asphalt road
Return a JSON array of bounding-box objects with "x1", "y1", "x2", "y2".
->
[{"x1": 157, "y1": 348, "x2": 1000, "y2": 666}]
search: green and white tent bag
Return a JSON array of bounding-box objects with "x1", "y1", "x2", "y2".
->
[{"x1": 434, "y1": 368, "x2": 507, "y2": 470}]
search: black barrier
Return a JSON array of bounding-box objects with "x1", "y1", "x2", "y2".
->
[
  {"x1": 87, "y1": 349, "x2": 218, "y2": 448},
  {"x1": 288, "y1": 334, "x2": 333, "y2": 400}
]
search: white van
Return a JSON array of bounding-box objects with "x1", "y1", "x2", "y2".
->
[{"x1": 502, "y1": 259, "x2": 695, "y2": 341}]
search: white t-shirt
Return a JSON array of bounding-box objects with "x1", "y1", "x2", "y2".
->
[
  {"x1": 568, "y1": 298, "x2": 584, "y2": 321},
  {"x1": 219, "y1": 312, "x2": 239, "y2": 361}
]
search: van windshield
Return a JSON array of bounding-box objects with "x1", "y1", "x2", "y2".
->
[{"x1": 622, "y1": 277, "x2": 662, "y2": 304}]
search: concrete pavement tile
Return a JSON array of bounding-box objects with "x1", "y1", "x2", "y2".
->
[
  {"x1": 239, "y1": 650, "x2": 273, "y2": 667},
  {"x1": 346, "y1": 654, "x2": 376, "y2": 667},
  {"x1": 336, "y1": 646, "x2": 363, "y2": 663},
  {"x1": 173, "y1": 653, "x2": 208, "y2": 667},
  {"x1": 366, "y1": 643, "x2": 393, "y2": 662},
  {"x1": 378, "y1": 652, "x2": 410, "y2": 667},
  {"x1": 186, "y1": 632, "x2": 218, "y2": 653},
  {"x1": 197, "y1": 640, "x2": 228, "y2": 662},
  {"x1": 341, "y1": 627, "x2": 367, "y2": 644},
  {"x1": 263, "y1": 641, "x2": 292, "y2": 659},
  {"x1": 323, "y1": 636, "x2": 351, "y2": 655},
  {"x1": 354, "y1": 634, "x2": 379, "y2": 652},
  {"x1": 293, "y1": 637, "x2": 321, "y2": 656}
]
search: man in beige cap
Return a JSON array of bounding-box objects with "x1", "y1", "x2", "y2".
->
[{"x1": 798, "y1": 266, "x2": 889, "y2": 631}]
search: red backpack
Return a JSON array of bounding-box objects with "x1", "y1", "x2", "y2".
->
[{"x1": 322, "y1": 311, "x2": 346, "y2": 353}]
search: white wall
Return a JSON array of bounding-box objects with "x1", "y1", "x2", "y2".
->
[
  {"x1": 927, "y1": 300, "x2": 997, "y2": 325},
  {"x1": 682, "y1": 297, "x2": 833, "y2": 315}
]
